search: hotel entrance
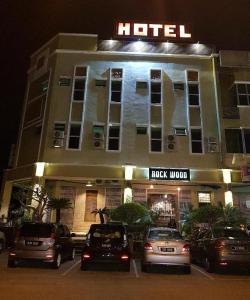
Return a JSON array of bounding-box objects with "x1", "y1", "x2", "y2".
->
[{"x1": 148, "y1": 192, "x2": 178, "y2": 228}]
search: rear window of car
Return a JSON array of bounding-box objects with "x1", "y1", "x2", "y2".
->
[
  {"x1": 213, "y1": 228, "x2": 249, "y2": 239},
  {"x1": 90, "y1": 226, "x2": 124, "y2": 240},
  {"x1": 148, "y1": 230, "x2": 182, "y2": 240},
  {"x1": 19, "y1": 223, "x2": 54, "y2": 238}
]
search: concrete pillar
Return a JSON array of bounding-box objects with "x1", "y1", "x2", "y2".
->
[{"x1": 0, "y1": 181, "x2": 13, "y2": 221}]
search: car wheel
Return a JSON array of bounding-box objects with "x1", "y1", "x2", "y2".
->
[
  {"x1": 183, "y1": 265, "x2": 191, "y2": 274},
  {"x1": 69, "y1": 248, "x2": 75, "y2": 261},
  {"x1": 141, "y1": 262, "x2": 148, "y2": 272},
  {"x1": 52, "y1": 253, "x2": 62, "y2": 269},
  {"x1": 81, "y1": 262, "x2": 88, "y2": 271},
  {"x1": 8, "y1": 259, "x2": 17, "y2": 268},
  {"x1": 204, "y1": 257, "x2": 214, "y2": 273}
]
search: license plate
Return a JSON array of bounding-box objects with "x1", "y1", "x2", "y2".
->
[
  {"x1": 101, "y1": 243, "x2": 111, "y2": 248},
  {"x1": 26, "y1": 241, "x2": 39, "y2": 246},
  {"x1": 160, "y1": 247, "x2": 174, "y2": 252},
  {"x1": 231, "y1": 246, "x2": 246, "y2": 251}
]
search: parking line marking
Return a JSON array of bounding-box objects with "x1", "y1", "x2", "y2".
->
[
  {"x1": 61, "y1": 259, "x2": 81, "y2": 276},
  {"x1": 132, "y1": 259, "x2": 139, "y2": 278},
  {"x1": 191, "y1": 264, "x2": 215, "y2": 280}
]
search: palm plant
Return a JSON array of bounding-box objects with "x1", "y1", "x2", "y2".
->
[
  {"x1": 91, "y1": 207, "x2": 109, "y2": 224},
  {"x1": 47, "y1": 198, "x2": 72, "y2": 223}
]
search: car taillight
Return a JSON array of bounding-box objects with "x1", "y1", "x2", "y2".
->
[
  {"x1": 82, "y1": 253, "x2": 92, "y2": 260},
  {"x1": 181, "y1": 244, "x2": 190, "y2": 253},
  {"x1": 121, "y1": 254, "x2": 129, "y2": 261},
  {"x1": 214, "y1": 239, "x2": 224, "y2": 250},
  {"x1": 144, "y1": 242, "x2": 153, "y2": 251}
]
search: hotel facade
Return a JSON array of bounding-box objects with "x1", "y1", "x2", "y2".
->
[{"x1": 0, "y1": 32, "x2": 250, "y2": 232}]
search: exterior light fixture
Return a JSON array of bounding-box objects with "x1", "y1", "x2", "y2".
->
[
  {"x1": 224, "y1": 191, "x2": 233, "y2": 206},
  {"x1": 222, "y1": 169, "x2": 231, "y2": 184},
  {"x1": 124, "y1": 187, "x2": 132, "y2": 203},
  {"x1": 150, "y1": 184, "x2": 154, "y2": 189},
  {"x1": 124, "y1": 165, "x2": 136, "y2": 180},
  {"x1": 35, "y1": 162, "x2": 45, "y2": 177},
  {"x1": 86, "y1": 181, "x2": 93, "y2": 187}
]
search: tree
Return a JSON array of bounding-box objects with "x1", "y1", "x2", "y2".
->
[
  {"x1": 13, "y1": 184, "x2": 51, "y2": 223},
  {"x1": 91, "y1": 207, "x2": 109, "y2": 224},
  {"x1": 110, "y1": 202, "x2": 151, "y2": 225},
  {"x1": 182, "y1": 203, "x2": 246, "y2": 236},
  {"x1": 47, "y1": 198, "x2": 72, "y2": 223}
]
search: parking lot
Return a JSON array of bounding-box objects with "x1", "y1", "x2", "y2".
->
[{"x1": 0, "y1": 251, "x2": 250, "y2": 300}]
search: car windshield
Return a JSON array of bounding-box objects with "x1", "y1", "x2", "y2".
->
[
  {"x1": 213, "y1": 228, "x2": 249, "y2": 239},
  {"x1": 148, "y1": 230, "x2": 182, "y2": 240},
  {"x1": 90, "y1": 227, "x2": 124, "y2": 240},
  {"x1": 19, "y1": 223, "x2": 54, "y2": 238}
]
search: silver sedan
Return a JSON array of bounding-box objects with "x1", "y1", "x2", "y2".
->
[{"x1": 141, "y1": 227, "x2": 191, "y2": 273}]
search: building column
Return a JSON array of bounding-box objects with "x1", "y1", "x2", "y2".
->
[{"x1": 0, "y1": 180, "x2": 13, "y2": 221}]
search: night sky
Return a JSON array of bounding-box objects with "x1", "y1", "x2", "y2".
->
[{"x1": 0, "y1": 0, "x2": 250, "y2": 181}]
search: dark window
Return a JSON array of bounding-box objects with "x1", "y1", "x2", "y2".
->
[
  {"x1": 20, "y1": 223, "x2": 54, "y2": 238},
  {"x1": 188, "y1": 83, "x2": 199, "y2": 105},
  {"x1": 73, "y1": 79, "x2": 86, "y2": 101},
  {"x1": 136, "y1": 126, "x2": 147, "y2": 135},
  {"x1": 151, "y1": 127, "x2": 162, "y2": 152},
  {"x1": 225, "y1": 129, "x2": 243, "y2": 153},
  {"x1": 187, "y1": 71, "x2": 198, "y2": 82},
  {"x1": 148, "y1": 229, "x2": 182, "y2": 240},
  {"x1": 243, "y1": 129, "x2": 250, "y2": 153},
  {"x1": 150, "y1": 70, "x2": 161, "y2": 80},
  {"x1": 108, "y1": 126, "x2": 120, "y2": 151},
  {"x1": 151, "y1": 82, "x2": 161, "y2": 104},
  {"x1": 236, "y1": 83, "x2": 250, "y2": 105},
  {"x1": 111, "y1": 81, "x2": 122, "y2": 102},
  {"x1": 191, "y1": 128, "x2": 203, "y2": 153},
  {"x1": 75, "y1": 66, "x2": 87, "y2": 77},
  {"x1": 68, "y1": 124, "x2": 81, "y2": 149}
]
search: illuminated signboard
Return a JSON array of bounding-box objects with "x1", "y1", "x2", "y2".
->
[
  {"x1": 116, "y1": 22, "x2": 192, "y2": 39},
  {"x1": 149, "y1": 168, "x2": 190, "y2": 181}
]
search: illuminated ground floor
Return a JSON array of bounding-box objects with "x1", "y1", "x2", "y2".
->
[{"x1": 0, "y1": 163, "x2": 249, "y2": 233}]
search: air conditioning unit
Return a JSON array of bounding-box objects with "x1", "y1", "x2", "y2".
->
[
  {"x1": 53, "y1": 138, "x2": 64, "y2": 148},
  {"x1": 166, "y1": 135, "x2": 176, "y2": 152},
  {"x1": 54, "y1": 130, "x2": 65, "y2": 139},
  {"x1": 208, "y1": 143, "x2": 218, "y2": 153},
  {"x1": 207, "y1": 136, "x2": 218, "y2": 153},
  {"x1": 93, "y1": 139, "x2": 104, "y2": 149}
]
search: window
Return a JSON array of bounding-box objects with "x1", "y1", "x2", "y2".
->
[
  {"x1": 198, "y1": 192, "x2": 211, "y2": 204},
  {"x1": 110, "y1": 69, "x2": 123, "y2": 103},
  {"x1": 225, "y1": 128, "x2": 243, "y2": 153},
  {"x1": 72, "y1": 66, "x2": 87, "y2": 101},
  {"x1": 187, "y1": 70, "x2": 199, "y2": 106},
  {"x1": 68, "y1": 123, "x2": 81, "y2": 149},
  {"x1": 191, "y1": 128, "x2": 203, "y2": 153},
  {"x1": 235, "y1": 83, "x2": 250, "y2": 106},
  {"x1": 136, "y1": 126, "x2": 147, "y2": 135},
  {"x1": 225, "y1": 128, "x2": 250, "y2": 154},
  {"x1": 108, "y1": 125, "x2": 120, "y2": 151},
  {"x1": 150, "y1": 127, "x2": 162, "y2": 152},
  {"x1": 150, "y1": 70, "x2": 162, "y2": 104}
]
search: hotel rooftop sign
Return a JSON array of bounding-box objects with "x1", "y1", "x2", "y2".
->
[{"x1": 116, "y1": 22, "x2": 192, "y2": 39}]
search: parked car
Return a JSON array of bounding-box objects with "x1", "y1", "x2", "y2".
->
[
  {"x1": 0, "y1": 230, "x2": 6, "y2": 253},
  {"x1": 246, "y1": 224, "x2": 250, "y2": 236},
  {"x1": 81, "y1": 223, "x2": 130, "y2": 271},
  {"x1": 141, "y1": 227, "x2": 191, "y2": 273},
  {"x1": 8, "y1": 222, "x2": 75, "y2": 268},
  {"x1": 190, "y1": 226, "x2": 250, "y2": 272}
]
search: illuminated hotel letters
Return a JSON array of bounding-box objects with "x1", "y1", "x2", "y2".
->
[
  {"x1": 149, "y1": 168, "x2": 190, "y2": 181},
  {"x1": 117, "y1": 22, "x2": 192, "y2": 39}
]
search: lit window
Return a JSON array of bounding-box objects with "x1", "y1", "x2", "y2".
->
[{"x1": 198, "y1": 192, "x2": 211, "y2": 204}]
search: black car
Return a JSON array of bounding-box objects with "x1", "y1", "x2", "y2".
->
[
  {"x1": 190, "y1": 227, "x2": 250, "y2": 272},
  {"x1": 81, "y1": 224, "x2": 130, "y2": 271}
]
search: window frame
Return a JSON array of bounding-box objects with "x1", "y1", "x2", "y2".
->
[
  {"x1": 67, "y1": 122, "x2": 82, "y2": 150},
  {"x1": 235, "y1": 82, "x2": 250, "y2": 106},
  {"x1": 150, "y1": 126, "x2": 163, "y2": 153},
  {"x1": 107, "y1": 124, "x2": 121, "y2": 152}
]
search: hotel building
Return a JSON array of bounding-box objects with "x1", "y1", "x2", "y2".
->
[{"x1": 0, "y1": 33, "x2": 249, "y2": 232}]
